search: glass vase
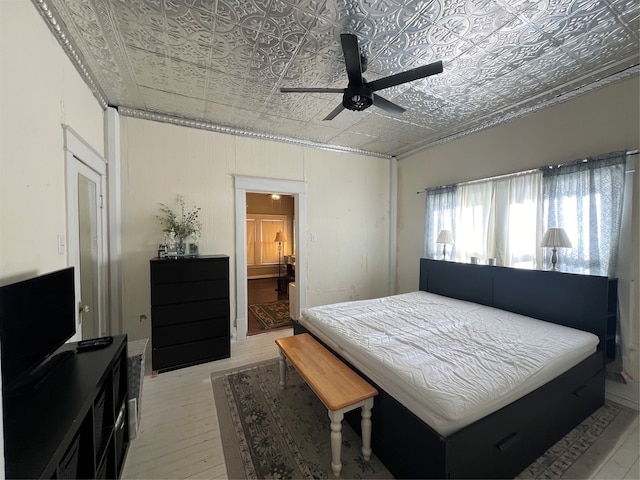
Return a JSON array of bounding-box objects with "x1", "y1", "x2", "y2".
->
[{"x1": 176, "y1": 238, "x2": 186, "y2": 255}]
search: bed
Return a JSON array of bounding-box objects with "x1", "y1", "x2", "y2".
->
[{"x1": 295, "y1": 258, "x2": 614, "y2": 479}]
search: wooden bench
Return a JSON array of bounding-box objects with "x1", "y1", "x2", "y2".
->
[{"x1": 275, "y1": 333, "x2": 378, "y2": 477}]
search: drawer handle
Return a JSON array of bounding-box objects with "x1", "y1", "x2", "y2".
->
[
  {"x1": 573, "y1": 385, "x2": 588, "y2": 397},
  {"x1": 495, "y1": 432, "x2": 520, "y2": 452}
]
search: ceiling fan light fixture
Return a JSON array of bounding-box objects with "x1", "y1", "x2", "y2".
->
[{"x1": 343, "y1": 85, "x2": 373, "y2": 111}]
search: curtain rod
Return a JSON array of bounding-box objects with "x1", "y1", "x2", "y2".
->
[
  {"x1": 626, "y1": 150, "x2": 638, "y2": 173},
  {"x1": 459, "y1": 168, "x2": 539, "y2": 186},
  {"x1": 418, "y1": 150, "x2": 637, "y2": 194},
  {"x1": 416, "y1": 168, "x2": 538, "y2": 194}
]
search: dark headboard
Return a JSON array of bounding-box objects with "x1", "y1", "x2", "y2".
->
[{"x1": 419, "y1": 258, "x2": 616, "y2": 360}]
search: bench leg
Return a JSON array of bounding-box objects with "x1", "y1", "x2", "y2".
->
[
  {"x1": 361, "y1": 398, "x2": 374, "y2": 461},
  {"x1": 278, "y1": 350, "x2": 286, "y2": 390},
  {"x1": 328, "y1": 409, "x2": 344, "y2": 477}
]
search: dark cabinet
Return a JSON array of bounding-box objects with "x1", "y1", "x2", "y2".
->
[
  {"x1": 3, "y1": 335, "x2": 129, "y2": 479},
  {"x1": 150, "y1": 255, "x2": 230, "y2": 373}
]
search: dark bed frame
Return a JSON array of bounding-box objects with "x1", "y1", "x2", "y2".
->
[{"x1": 294, "y1": 258, "x2": 615, "y2": 478}]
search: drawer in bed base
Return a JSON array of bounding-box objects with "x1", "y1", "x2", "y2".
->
[
  {"x1": 445, "y1": 353, "x2": 604, "y2": 479},
  {"x1": 360, "y1": 353, "x2": 604, "y2": 479}
]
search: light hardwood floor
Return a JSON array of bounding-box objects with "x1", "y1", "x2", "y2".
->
[
  {"x1": 122, "y1": 330, "x2": 639, "y2": 479},
  {"x1": 122, "y1": 329, "x2": 292, "y2": 480}
]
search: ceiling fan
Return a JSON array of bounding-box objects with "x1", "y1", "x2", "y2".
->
[{"x1": 280, "y1": 33, "x2": 443, "y2": 121}]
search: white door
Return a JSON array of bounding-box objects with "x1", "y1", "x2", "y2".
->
[{"x1": 65, "y1": 128, "x2": 108, "y2": 340}]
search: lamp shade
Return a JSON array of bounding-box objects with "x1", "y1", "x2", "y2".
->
[
  {"x1": 436, "y1": 229, "x2": 454, "y2": 245},
  {"x1": 274, "y1": 231, "x2": 286, "y2": 243},
  {"x1": 540, "y1": 228, "x2": 572, "y2": 248}
]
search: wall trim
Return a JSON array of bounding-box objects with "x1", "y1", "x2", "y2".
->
[
  {"x1": 120, "y1": 107, "x2": 392, "y2": 160},
  {"x1": 104, "y1": 107, "x2": 123, "y2": 334},
  {"x1": 389, "y1": 158, "x2": 398, "y2": 294}
]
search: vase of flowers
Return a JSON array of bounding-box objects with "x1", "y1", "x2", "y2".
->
[{"x1": 157, "y1": 195, "x2": 202, "y2": 256}]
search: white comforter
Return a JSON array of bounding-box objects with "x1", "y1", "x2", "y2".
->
[{"x1": 299, "y1": 291, "x2": 599, "y2": 436}]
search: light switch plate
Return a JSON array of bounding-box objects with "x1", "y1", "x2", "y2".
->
[{"x1": 57, "y1": 234, "x2": 65, "y2": 254}]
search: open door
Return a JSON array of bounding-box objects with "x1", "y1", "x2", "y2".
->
[
  {"x1": 246, "y1": 193, "x2": 295, "y2": 335},
  {"x1": 234, "y1": 176, "x2": 307, "y2": 341},
  {"x1": 65, "y1": 127, "x2": 108, "y2": 340}
]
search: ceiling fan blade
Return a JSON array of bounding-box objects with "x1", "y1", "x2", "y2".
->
[
  {"x1": 280, "y1": 87, "x2": 345, "y2": 93},
  {"x1": 340, "y1": 33, "x2": 364, "y2": 86},
  {"x1": 373, "y1": 94, "x2": 405, "y2": 115},
  {"x1": 323, "y1": 103, "x2": 345, "y2": 121},
  {"x1": 368, "y1": 60, "x2": 443, "y2": 92}
]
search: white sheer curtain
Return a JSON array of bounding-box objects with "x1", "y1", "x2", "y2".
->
[
  {"x1": 424, "y1": 185, "x2": 457, "y2": 260},
  {"x1": 426, "y1": 172, "x2": 542, "y2": 267},
  {"x1": 456, "y1": 181, "x2": 493, "y2": 263},
  {"x1": 543, "y1": 151, "x2": 631, "y2": 379},
  {"x1": 616, "y1": 155, "x2": 637, "y2": 379},
  {"x1": 425, "y1": 153, "x2": 625, "y2": 273},
  {"x1": 542, "y1": 152, "x2": 626, "y2": 276},
  {"x1": 489, "y1": 171, "x2": 543, "y2": 269}
]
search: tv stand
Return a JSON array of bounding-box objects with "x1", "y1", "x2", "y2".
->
[
  {"x1": 3, "y1": 335, "x2": 130, "y2": 479},
  {"x1": 5, "y1": 350, "x2": 75, "y2": 396}
]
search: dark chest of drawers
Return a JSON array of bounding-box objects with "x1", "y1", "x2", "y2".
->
[{"x1": 150, "y1": 255, "x2": 230, "y2": 373}]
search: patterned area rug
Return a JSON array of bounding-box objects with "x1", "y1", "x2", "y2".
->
[
  {"x1": 212, "y1": 360, "x2": 638, "y2": 480},
  {"x1": 213, "y1": 360, "x2": 391, "y2": 479},
  {"x1": 248, "y1": 301, "x2": 291, "y2": 329},
  {"x1": 517, "y1": 399, "x2": 637, "y2": 479}
]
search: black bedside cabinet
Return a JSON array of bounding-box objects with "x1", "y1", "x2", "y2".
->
[{"x1": 150, "y1": 255, "x2": 230, "y2": 373}]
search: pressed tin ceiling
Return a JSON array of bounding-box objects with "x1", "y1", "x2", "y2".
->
[{"x1": 33, "y1": 0, "x2": 639, "y2": 158}]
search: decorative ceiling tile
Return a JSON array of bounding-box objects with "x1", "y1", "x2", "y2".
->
[{"x1": 33, "y1": 0, "x2": 639, "y2": 158}]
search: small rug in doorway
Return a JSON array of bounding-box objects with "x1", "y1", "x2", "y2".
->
[
  {"x1": 248, "y1": 301, "x2": 291, "y2": 330},
  {"x1": 212, "y1": 359, "x2": 638, "y2": 480}
]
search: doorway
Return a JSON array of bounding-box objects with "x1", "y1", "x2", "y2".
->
[
  {"x1": 234, "y1": 176, "x2": 307, "y2": 341},
  {"x1": 246, "y1": 193, "x2": 294, "y2": 335},
  {"x1": 64, "y1": 126, "x2": 108, "y2": 340}
]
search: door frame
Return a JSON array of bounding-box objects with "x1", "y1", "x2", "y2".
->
[
  {"x1": 234, "y1": 176, "x2": 307, "y2": 340},
  {"x1": 64, "y1": 126, "x2": 109, "y2": 339}
]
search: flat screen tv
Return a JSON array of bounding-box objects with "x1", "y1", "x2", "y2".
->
[{"x1": 0, "y1": 267, "x2": 76, "y2": 393}]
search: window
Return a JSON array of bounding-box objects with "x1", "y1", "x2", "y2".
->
[
  {"x1": 491, "y1": 172, "x2": 542, "y2": 269},
  {"x1": 424, "y1": 185, "x2": 457, "y2": 260},
  {"x1": 542, "y1": 152, "x2": 626, "y2": 276},
  {"x1": 456, "y1": 181, "x2": 493, "y2": 263},
  {"x1": 425, "y1": 171, "x2": 543, "y2": 268},
  {"x1": 424, "y1": 151, "x2": 626, "y2": 275},
  {"x1": 246, "y1": 214, "x2": 288, "y2": 266}
]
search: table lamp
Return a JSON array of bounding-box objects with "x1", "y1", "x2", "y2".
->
[
  {"x1": 540, "y1": 227, "x2": 572, "y2": 271},
  {"x1": 436, "y1": 229, "x2": 454, "y2": 261},
  {"x1": 274, "y1": 231, "x2": 287, "y2": 292}
]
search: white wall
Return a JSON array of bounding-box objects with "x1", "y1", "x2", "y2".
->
[
  {"x1": 1, "y1": 1, "x2": 105, "y2": 278},
  {"x1": 396, "y1": 76, "x2": 640, "y2": 377},
  {"x1": 0, "y1": 0, "x2": 106, "y2": 474},
  {"x1": 119, "y1": 117, "x2": 391, "y2": 344}
]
